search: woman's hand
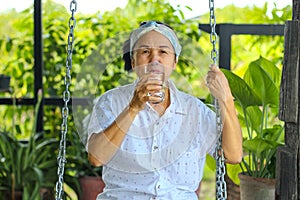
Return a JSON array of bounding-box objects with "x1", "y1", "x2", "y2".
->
[
  {"x1": 206, "y1": 65, "x2": 243, "y2": 164},
  {"x1": 206, "y1": 65, "x2": 234, "y2": 103},
  {"x1": 129, "y1": 74, "x2": 163, "y2": 112}
]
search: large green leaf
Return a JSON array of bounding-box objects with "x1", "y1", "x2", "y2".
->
[
  {"x1": 243, "y1": 137, "x2": 274, "y2": 156},
  {"x1": 221, "y1": 69, "x2": 261, "y2": 108},
  {"x1": 244, "y1": 57, "x2": 279, "y2": 107},
  {"x1": 253, "y1": 56, "x2": 281, "y2": 87},
  {"x1": 248, "y1": 126, "x2": 283, "y2": 151}
]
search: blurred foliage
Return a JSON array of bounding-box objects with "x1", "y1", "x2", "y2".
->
[
  {"x1": 0, "y1": 1, "x2": 291, "y2": 133},
  {"x1": 198, "y1": 3, "x2": 292, "y2": 74}
]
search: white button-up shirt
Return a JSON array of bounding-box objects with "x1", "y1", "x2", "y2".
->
[{"x1": 88, "y1": 80, "x2": 219, "y2": 200}]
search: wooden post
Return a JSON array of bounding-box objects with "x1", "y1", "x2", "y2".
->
[{"x1": 277, "y1": 0, "x2": 300, "y2": 199}]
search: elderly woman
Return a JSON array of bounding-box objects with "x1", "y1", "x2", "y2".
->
[{"x1": 87, "y1": 21, "x2": 242, "y2": 199}]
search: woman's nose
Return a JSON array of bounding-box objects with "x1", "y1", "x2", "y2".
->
[{"x1": 149, "y1": 52, "x2": 161, "y2": 63}]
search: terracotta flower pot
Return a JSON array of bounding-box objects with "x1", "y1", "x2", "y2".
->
[
  {"x1": 79, "y1": 176, "x2": 105, "y2": 200},
  {"x1": 225, "y1": 173, "x2": 240, "y2": 200},
  {"x1": 238, "y1": 173, "x2": 276, "y2": 200},
  {"x1": 4, "y1": 190, "x2": 22, "y2": 200}
]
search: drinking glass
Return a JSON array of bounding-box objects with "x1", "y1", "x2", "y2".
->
[{"x1": 144, "y1": 62, "x2": 165, "y2": 104}]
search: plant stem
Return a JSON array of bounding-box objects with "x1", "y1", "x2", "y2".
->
[
  {"x1": 260, "y1": 104, "x2": 266, "y2": 138},
  {"x1": 11, "y1": 173, "x2": 15, "y2": 200},
  {"x1": 243, "y1": 107, "x2": 252, "y2": 139}
]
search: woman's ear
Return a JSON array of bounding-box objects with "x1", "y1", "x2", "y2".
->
[
  {"x1": 172, "y1": 57, "x2": 178, "y2": 70},
  {"x1": 131, "y1": 57, "x2": 135, "y2": 70}
]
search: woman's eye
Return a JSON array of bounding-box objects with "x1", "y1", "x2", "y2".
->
[
  {"x1": 141, "y1": 49, "x2": 150, "y2": 54},
  {"x1": 160, "y1": 49, "x2": 168, "y2": 54}
]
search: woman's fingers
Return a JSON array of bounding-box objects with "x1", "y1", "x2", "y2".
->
[
  {"x1": 130, "y1": 75, "x2": 163, "y2": 111},
  {"x1": 206, "y1": 65, "x2": 232, "y2": 101}
]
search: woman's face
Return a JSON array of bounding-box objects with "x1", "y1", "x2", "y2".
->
[{"x1": 131, "y1": 31, "x2": 177, "y2": 79}]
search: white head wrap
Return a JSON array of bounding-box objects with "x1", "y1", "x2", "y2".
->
[{"x1": 130, "y1": 21, "x2": 182, "y2": 61}]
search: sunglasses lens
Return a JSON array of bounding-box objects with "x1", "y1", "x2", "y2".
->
[
  {"x1": 139, "y1": 21, "x2": 163, "y2": 27},
  {"x1": 139, "y1": 21, "x2": 173, "y2": 30}
]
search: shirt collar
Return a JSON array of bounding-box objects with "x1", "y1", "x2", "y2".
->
[{"x1": 166, "y1": 80, "x2": 188, "y2": 116}]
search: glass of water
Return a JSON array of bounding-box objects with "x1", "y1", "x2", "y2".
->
[{"x1": 143, "y1": 62, "x2": 165, "y2": 104}]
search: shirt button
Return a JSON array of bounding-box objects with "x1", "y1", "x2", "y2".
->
[
  {"x1": 153, "y1": 146, "x2": 158, "y2": 150},
  {"x1": 157, "y1": 184, "x2": 161, "y2": 189}
]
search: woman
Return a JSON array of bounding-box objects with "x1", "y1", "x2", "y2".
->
[{"x1": 87, "y1": 21, "x2": 242, "y2": 199}]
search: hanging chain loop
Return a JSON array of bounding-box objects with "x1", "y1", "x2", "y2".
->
[
  {"x1": 55, "y1": 1, "x2": 77, "y2": 199},
  {"x1": 209, "y1": 0, "x2": 227, "y2": 199},
  {"x1": 209, "y1": 0, "x2": 218, "y2": 65}
]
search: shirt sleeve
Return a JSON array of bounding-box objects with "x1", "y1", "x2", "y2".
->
[{"x1": 87, "y1": 92, "x2": 116, "y2": 147}]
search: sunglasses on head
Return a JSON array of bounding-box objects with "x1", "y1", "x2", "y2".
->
[{"x1": 139, "y1": 21, "x2": 174, "y2": 30}]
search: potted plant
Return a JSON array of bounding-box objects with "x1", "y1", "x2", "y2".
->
[
  {"x1": 0, "y1": 89, "x2": 59, "y2": 199},
  {"x1": 0, "y1": 131, "x2": 58, "y2": 200},
  {"x1": 220, "y1": 56, "x2": 284, "y2": 199}
]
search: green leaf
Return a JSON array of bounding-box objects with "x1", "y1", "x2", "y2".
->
[
  {"x1": 245, "y1": 106, "x2": 262, "y2": 136},
  {"x1": 244, "y1": 57, "x2": 279, "y2": 107},
  {"x1": 15, "y1": 125, "x2": 22, "y2": 135},
  {"x1": 226, "y1": 163, "x2": 243, "y2": 185},
  {"x1": 5, "y1": 37, "x2": 13, "y2": 52},
  {"x1": 243, "y1": 137, "x2": 273, "y2": 156},
  {"x1": 263, "y1": 125, "x2": 284, "y2": 144},
  {"x1": 32, "y1": 166, "x2": 44, "y2": 183},
  {"x1": 253, "y1": 56, "x2": 281, "y2": 87},
  {"x1": 221, "y1": 69, "x2": 261, "y2": 108},
  {"x1": 205, "y1": 154, "x2": 216, "y2": 171}
]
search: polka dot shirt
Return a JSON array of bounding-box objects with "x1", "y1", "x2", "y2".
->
[{"x1": 88, "y1": 80, "x2": 219, "y2": 200}]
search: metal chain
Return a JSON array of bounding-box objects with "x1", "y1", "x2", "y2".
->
[
  {"x1": 209, "y1": 0, "x2": 218, "y2": 65},
  {"x1": 55, "y1": 1, "x2": 77, "y2": 200},
  {"x1": 209, "y1": 0, "x2": 227, "y2": 199}
]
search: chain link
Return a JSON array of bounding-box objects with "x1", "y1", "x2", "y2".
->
[
  {"x1": 55, "y1": 1, "x2": 77, "y2": 199},
  {"x1": 209, "y1": 0, "x2": 218, "y2": 65},
  {"x1": 209, "y1": 0, "x2": 227, "y2": 199}
]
